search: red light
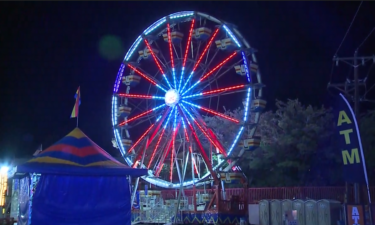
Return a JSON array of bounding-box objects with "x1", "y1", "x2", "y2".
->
[
  {"x1": 207, "y1": 128, "x2": 227, "y2": 157},
  {"x1": 170, "y1": 130, "x2": 176, "y2": 182},
  {"x1": 202, "y1": 84, "x2": 245, "y2": 96},
  {"x1": 167, "y1": 24, "x2": 175, "y2": 69},
  {"x1": 155, "y1": 139, "x2": 173, "y2": 176},
  {"x1": 182, "y1": 19, "x2": 195, "y2": 68},
  {"x1": 200, "y1": 107, "x2": 239, "y2": 123},
  {"x1": 192, "y1": 28, "x2": 220, "y2": 73},
  {"x1": 188, "y1": 145, "x2": 199, "y2": 174},
  {"x1": 132, "y1": 160, "x2": 139, "y2": 168},
  {"x1": 200, "y1": 52, "x2": 237, "y2": 81},
  {"x1": 127, "y1": 124, "x2": 154, "y2": 154},
  {"x1": 147, "y1": 129, "x2": 166, "y2": 168},
  {"x1": 194, "y1": 120, "x2": 226, "y2": 155},
  {"x1": 118, "y1": 94, "x2": 154, "y2": 99},
  {"x1": 178, "y1": 105, "x2": 217, "y2": 180},
  {"x1": 119, "y1": 109, "x2": 153, "y2": 126},
  {"x1": 127, "y1": 64, "x2": 157, "y2": 86},
  {"x1": 144, "y1": 40, "x2": 165, "y2": 75},
  {"x1": 184, "y1": 128, "x2": 189, "y2": 142}
]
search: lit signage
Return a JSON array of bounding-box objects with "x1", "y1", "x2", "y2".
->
[{"x1": 0, "y1": 169, "x2": 7, "y2": 206}]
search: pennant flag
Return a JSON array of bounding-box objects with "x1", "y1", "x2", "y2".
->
[
  {"x1": 334, "y1": 93, "x2": 369, "y2": 184},
  {"x1": 70, "y1": 86, "x2": 81, "y2": 118},
  {"x1": 33, "y1": 144, "x2": 43, "y2": 156}
]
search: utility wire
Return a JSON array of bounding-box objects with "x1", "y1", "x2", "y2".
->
[
  {"x1": 356, "y1": 26, "x2": 375, "y2": 52},
  {"x1": 334, "y1": 1, "x2": 363, "y2": 57}
]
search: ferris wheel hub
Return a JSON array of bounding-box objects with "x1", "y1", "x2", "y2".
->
[{"x1": 164, "y1": 89, "x2": 180, "y2": 107}]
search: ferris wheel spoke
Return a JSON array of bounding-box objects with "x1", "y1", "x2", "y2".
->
[
  {"x1": 183, "y1": 84, "x2": 246, "y2": 100},
  {"x1": 188, "y1": 142, "x2": 199, "y2": 175},
  {"x1": 182, "y1": 100, "x2": 239, "y2": 123},
  {"x1": 152, "y1": 130, "x2": 171, "y2": 172},
  {"x1": 182, "y1": 51, "x2": 238, "y2": 96},
  {"x1": 189, "y1": 107, "x2": 228, "y2": 156},
  {"x1": 118, "y1": 104, "x2": 165, "y2": 127},
  {"x1": 155, "y1": 129, "x2": 175, "y2": 177},
  {"x1": 181, "y1": 104, "x2": 227, "y2": 156},
  {"x1": 197, "y1": 57, "x2": 244, "y2": 93},
  {"x1": 166, "y1": 22, "x2": 177, "y2": 89},
  {"x1": 131, "y1": 109, "x2": 170, "y2": 168},
  {"x1": 130, "y1": 113, "x2": 158, "y2": 129},
  {"x1": 152, "y1": 40, "x2": 172, "y2": 73},
  {"x1": 147, "y1": 129, "x2": 166, "y2": 169},
  {"x1": 127, "y1": 64, "x2": 168, "y2": 92},
  {"x1": 126, "y1": 124, "x2": 155, "y2": 154},
  {"x1": 178, "y1": 104, "x2": 218, "y2": 182},
  {"x1": 177, "y1": 18, "x2": 195, "y2": 91},
  {"x1": 180, "y1": 27, "x2": 220, "y2": 93},
  {"x1": 147, "y1": 106, "x2": 175, "y2": 168},
  {"x1": 144, "y1": 39, "x2": 173, "y2": 89},
  {"x1": 117, "y1": 93, "x2": 164, "y2": 100}
]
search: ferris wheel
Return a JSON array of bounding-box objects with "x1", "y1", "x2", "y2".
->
[{"x1": 111, "y1": 11, "x2": 266, "y2": 188}]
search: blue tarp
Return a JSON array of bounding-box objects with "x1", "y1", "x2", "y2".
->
[
  {"x1": 16, "y1": 128, "x2": 145, "y2": 225},
  {"x1": 32, "y1": 174, "x2": 131, "y2": 225}
]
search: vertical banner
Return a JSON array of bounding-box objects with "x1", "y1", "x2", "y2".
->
[
  {"x1": 346, "y1": 205, "x2": 365, "y2": 225},
  {"x1": 334, "y1": 94, "x2": 368, "y2": 184}
]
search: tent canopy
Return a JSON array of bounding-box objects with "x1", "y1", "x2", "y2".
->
[{"x1": 17, "y1": 128, "x2": 147, "y2": 177}]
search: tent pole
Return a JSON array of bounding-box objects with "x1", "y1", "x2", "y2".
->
[{"x1": 131, "y1": 136, "x2": 149, "y2": 208}]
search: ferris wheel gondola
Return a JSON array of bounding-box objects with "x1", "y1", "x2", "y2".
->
[{"x1": 111, "y1": 11, "x2": 266, "y2": 188}]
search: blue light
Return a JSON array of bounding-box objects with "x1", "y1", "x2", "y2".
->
[
  {"x1": 182, "y1": 93, "x2": 203, "y2": 99},
  {"x1": 241, "y1": 52, "x2": 251, "y2": 83},
  {"x1": 163, "y1": 107, "x2": 175, "y2": 129},
  {"x1": 172, "y1": 68, "x2": 177, "y2": 89},
  {"x1": 162, "y1": 74, "x2": 173, "y2": 89},
  {"x1": 182, "y1": 80, "x2": 200, "y2": 96},
  {"x1": 223, "y1": 25, "x2": 241, "y2": 47},
  {"x1": 178, "y1": 67, "x2": 185, "y2": 91},
  {"x1": 180, "y1": 103, "x2": 195, "y2": 121},
  {"x1": 152, "y1": 96, "x2": 165, "y2": 100},
  {"x1": 152, "y1": 104, "x2": 167, "y2": 111},
  {"x1": 173, "y1": 108, "x2": 178, "y2": 131},
  {"x1": 180, "y1": 71, "x2": 194, "y2": 93},
  {"x1": 156, "y1": 84, "x2": 168, "y2": 92},
  {"x1": 125, "y1": 36, "x2": 142, "y2": 61},
  {"x1": 181, "y1": 100, "x2": 201, "y2": 109},
  {"x1": 243, "y1": 88, "x2": 251, "y2": 122},
  {"x1": 227, "y1": 126, "x2": 244, "y2": 155},
  {"x1": 113, "y1": 64, "x2": 125, "y2": 93},
  {"x1": 181, "y1": 118, "x2": 187, "y2": 128},
  {"x1": 169, "y1": 11, "x2": 194, "y2": 19},
  {"x1": 144, "y1": 18, "x2": 166, "y2": 35}
]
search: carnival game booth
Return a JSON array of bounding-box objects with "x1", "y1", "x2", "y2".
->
[{"x1": 16, "y1": 128, "x2": 147, "y2": 225}]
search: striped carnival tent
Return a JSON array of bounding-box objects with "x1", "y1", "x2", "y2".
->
[
  {"x1": 16, "y1": 127, "x2": 146, "y2": 225},
  {"x1": 17, "y1": 127, "x2": 146, "y2": 176}
]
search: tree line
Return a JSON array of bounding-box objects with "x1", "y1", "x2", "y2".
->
[{"x1": 204, "y1": 99, "x2": 375, "y2": 187}]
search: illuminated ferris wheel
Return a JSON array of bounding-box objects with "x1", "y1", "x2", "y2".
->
[{"x1": 111, "y1": 11, "x2": 266, "y2": 188}]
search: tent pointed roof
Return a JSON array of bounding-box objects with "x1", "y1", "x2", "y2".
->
[{"x1": 17, "y1": 128, "x2": 147, "y2": 177}]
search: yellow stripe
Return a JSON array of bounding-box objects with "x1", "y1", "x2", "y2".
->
[
  {"x1": 66, "y1": 128, "x2": 86, "y2": 139},
  {"x1": 71, "y1": 104, "x2": 77, "y2": 118}
]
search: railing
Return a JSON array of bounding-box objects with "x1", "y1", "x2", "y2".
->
[{"x1": 158, "y1": 186, "x2": 375, "y2": 204}]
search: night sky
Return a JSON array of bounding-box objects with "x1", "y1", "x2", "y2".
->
[{"x1": 1, "y1": 1, "x2": 375, "y2": 159}]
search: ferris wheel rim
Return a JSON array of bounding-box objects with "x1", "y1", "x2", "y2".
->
[{"x1": 112, "y1": 11, "x2": 264, "y2": 188}]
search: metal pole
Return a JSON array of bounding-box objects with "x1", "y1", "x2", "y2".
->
[
  {"x1": 131, "y1": 136, "x2": 149, "y2": 207},
  {"x1": 353, "y1": 50, "x2": 360, "y2": 204},
  {"x1": 174, "y1": 145, "x2": 189, "y2": 224}
]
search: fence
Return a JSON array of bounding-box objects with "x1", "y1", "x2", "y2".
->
[{"x1": 159, "y1": 186, "x2": 375, "y2": 204}]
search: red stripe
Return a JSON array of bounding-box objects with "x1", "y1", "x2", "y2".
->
[{"x1": 43, "y1": 144, "x2": 101, "y2": 157}]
